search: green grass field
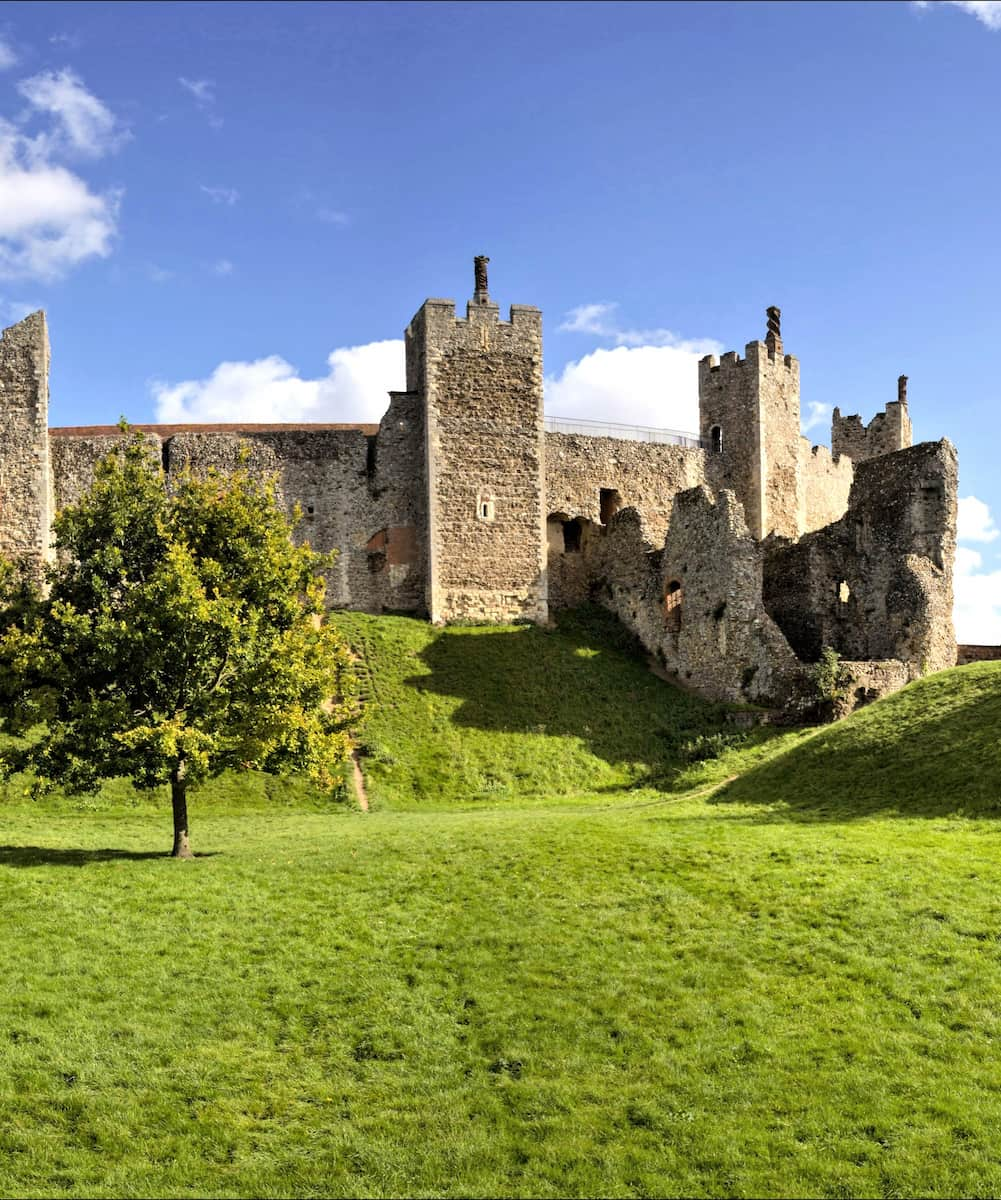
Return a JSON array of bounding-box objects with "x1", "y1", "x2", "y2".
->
[{"x1": 2, "y1": 608, "x2": 1001, "y2": 1199}]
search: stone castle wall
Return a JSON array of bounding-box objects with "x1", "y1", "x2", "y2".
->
[{"x1": 0, "y1": 277, "x2": 961, "y2": 721}]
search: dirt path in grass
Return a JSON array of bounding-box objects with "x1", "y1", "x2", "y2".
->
[{"x1": 351, "y1": 753, "x2": 369, "y2": 812}]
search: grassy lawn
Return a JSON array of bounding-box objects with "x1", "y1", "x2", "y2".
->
[{"x1": 2, "y1": 609, "x2": 1001, "y2": 1198}]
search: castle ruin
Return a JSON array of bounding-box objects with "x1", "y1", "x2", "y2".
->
[{"x1": 0, "y1": 259, "x2": 958, "y2": 714}]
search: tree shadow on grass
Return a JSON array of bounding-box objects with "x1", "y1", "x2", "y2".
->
[
  {"x1": 0, "y1": 845, "x2": 222, "y2": 867},
  {"x1": 709, "y1": 666, "x2": 1001, "y2": 823},
  {"x1": 403, "y1": 607, "x2": 722, "y2": 778}
]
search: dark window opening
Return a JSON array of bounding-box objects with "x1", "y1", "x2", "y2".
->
[
  {"x1": 600, "y1": 488, "x2": 622, "y2": 525},
  {"x1": 710, "y1": 425, "x2": 723, "y2": 455},
  {"x1": 563, "y1": 518, "x2": 582, "y2": 553}
]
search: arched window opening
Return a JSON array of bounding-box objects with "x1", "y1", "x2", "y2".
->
[
  {"x1": 664, "y1": 579, "x2": 683, "y2": 632},
  {"x1": 600, "y1": 488, "x2": 622, "y2": 525},
  {"x1": 563, "y1": 518, "x2": 583, "y2": 554},
  {"x1": 477, "y1": 493, "x2": 496, "y2": 522},
  {"x1": 710, "y1": 426, "x2": 723, "y2": 455}
]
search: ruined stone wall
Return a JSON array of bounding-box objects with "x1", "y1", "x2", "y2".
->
[
  {"x1": 831, "y1": 399, "x2": 912, "y2": 463},
  {"x1": 544, "y1": 434, "x2": 705, "y2": 544},
  {"x1": 412, "y1": 297, "x2": 546, "y2": 624},
  {"x1": 49, "y1": 392, "x2": 427, "y2": 613},
  {"x1": 798, "y1": 437, "x2": 854, "y2": 532},
  {"x1": 575, "y1": 490, "x2": 801, "y2": 706},
  {"x1": 699, "y1": 341, "x2": 801, "y2": 540},
  {"x1": 0, "y1": 313, "x2": 52, "y2": 569},
  {"x1": 956, "y1": 645, "x2": 1001, "y2": 665},
  {"x1": 763, "y1": 439, "x2": 957, "y2": 672}
]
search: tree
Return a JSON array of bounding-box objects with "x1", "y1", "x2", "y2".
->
[{"x1": 0, "y1": 429, "x2": 358, "y2": 857}]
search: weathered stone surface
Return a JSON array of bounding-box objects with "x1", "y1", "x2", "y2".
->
[{"x1": 0, "y1": 312, "x2": 51, "y2": 570}]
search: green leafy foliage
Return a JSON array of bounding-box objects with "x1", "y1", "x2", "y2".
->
[{"x1": 0, "y1": 430, "x2": 357, "y2": 839}]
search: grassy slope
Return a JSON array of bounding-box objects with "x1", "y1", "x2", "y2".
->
[
  {"x1": 332, "y1": 608, "x2": 794, "y2": 809},
  {"x1": 2, "y1": 611, "x2": 1001, "y2": 1198}
]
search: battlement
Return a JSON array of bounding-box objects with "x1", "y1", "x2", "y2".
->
[{"x1": 698, "y1": 343, "x2": 799, "y2": 379}]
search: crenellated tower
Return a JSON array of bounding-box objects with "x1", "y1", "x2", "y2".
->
[
  {"x1": 406, "y1": 257, "x2": 547, "y2": 624},
  {"x1": 698, "y1": 307, "x2": 801, "y2": 539},
  {"x1": 0, "y1": 312, "x2": 53, "y2": 573}
]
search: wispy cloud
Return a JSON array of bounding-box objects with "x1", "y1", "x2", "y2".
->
[
  {"x1": 559, "y1": 300, "x2": 719, "y2": 352},
  {"x1": 179, "y1": 77, "x2": 214, "y2": 105},
  {"x1": 17, "y1": 69, "x2": 129, "y2": 158},
  {"x1": 316, "y1": 206, "x2": 349, "y2": 226},
  {"x1": 913, "y1": 1, "x2": 1001, "y2": 30},
  {"x1": 210, "y1": 258, "x2": 234, "y2": 277},
  {"x1": 0, "y1": 38, "x2": 17, "y2": 71},
  {"x1": 147, "y1": 264, "x2": 174, "y2": 284},
  {"x1": 801, "y1": 401, "x2": 832, "y2": 436},
  {"x1": 200, "y1": 184, "x2": 239, "y2": 206},
  {"x1": 179, "y1": 77, "x2": 223, "y2": 128},
  {"x1": 49, "y1": 32, "x2": 82, "y2": 50}
]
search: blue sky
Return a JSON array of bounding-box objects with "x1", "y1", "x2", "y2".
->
[{"x1": 0, "y1": 0, "x2": 999, "y2": 637}]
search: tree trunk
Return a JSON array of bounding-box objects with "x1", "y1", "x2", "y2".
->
[{"x1": 171, "y1": 763, "x2": 193, "y2": 859}]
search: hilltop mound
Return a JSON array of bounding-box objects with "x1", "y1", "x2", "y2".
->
[{"x1": 717, "y1": 660, "x2": 1001, "y2": 820}]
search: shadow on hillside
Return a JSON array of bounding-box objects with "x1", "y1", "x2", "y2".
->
[
  {"x1": 0, "y1": 845, "x2": 221, "y2": 867},
  {"x1": 710, "y1": 677, "x2": 1001, "y2": 823},
  {"x1": 403, "y1": 609, "x2": 719, "y2": 778}
]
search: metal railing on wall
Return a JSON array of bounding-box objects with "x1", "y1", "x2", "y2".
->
[{"x1": 543, "y1": 415, "x2": 704, "y2": 448}]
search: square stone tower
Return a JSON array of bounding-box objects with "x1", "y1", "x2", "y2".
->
[
  {"x1": 0, "y1": 311, "x2": 53, "y2": 573},
  {"x1": 406, "y1": 257, "x2": 547, "y2": 624},
  {"x1": 698, "y1": 307, "x2": 801, "y2": 540}
]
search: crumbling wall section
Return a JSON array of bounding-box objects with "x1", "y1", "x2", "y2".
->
[
  {"x1": 584, "y1": 489, "x2": 801, "y2": 705},
  {"x1": 0, "y1": 313, "x2": 52, "y2": 570},
  {"x1": 764, "y1": 439, "x2": 957, "y2": 673},
  {"x1": 831, "y1": 397, "x2": 912, "y2": 463}
]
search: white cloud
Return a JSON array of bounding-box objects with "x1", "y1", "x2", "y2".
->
[
  {"x1": 0, "y1": 39, "x2": 17, "y2": 70},
  {"x1": 954, "y1": 543, "x2": 1001, "y2": 643},
  {"x1": 545, "y1": 343, "x2": 720, "y2": 434},
  {"x1": 913, "y1": 1, "x2": 1001, "y2": 29},
  {"x1": 316, "y1": 206, "x2": 349, "y2": 226},
  {"x1": 179, "y1": 77, "x2": 215, "y2": 105},
  {"x1": 17, "y1": 69, "x2": 128, "y2": 158},
  {"x1": 152, "y1": 339, "x2": 405, "y2": 425},
  {"x1": 0, "y1": 69, "x2": 123, "y2": 281},
  {"x1": 210, "y1": 258, "x2": 234, "y2": 276},
  {"x1": 147, "y1": 263, "x2": 173, "y2": 284},
  {"x1": 201, "y1": 184, "x2": 238, "y2": 205},
  {"x1": 958, "y1": 494, "x2": 999, "y2": 543}
]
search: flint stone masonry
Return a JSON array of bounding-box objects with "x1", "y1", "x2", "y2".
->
[
  {"x1": 410, "y1": 296, "x2": 546, "y2": 624},
  {"x1": 0, "y1": 313, "x2": 52, "y2": 568},
  {"x1": 0, "y1": 272, "x2": 961, "y2": 719},
  {"x1": 957, "y1": 645, "x2": 1001, "y2": 665},
  {"x1": 763, "y1": 440, "x2": 957, "y2": 672}
]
